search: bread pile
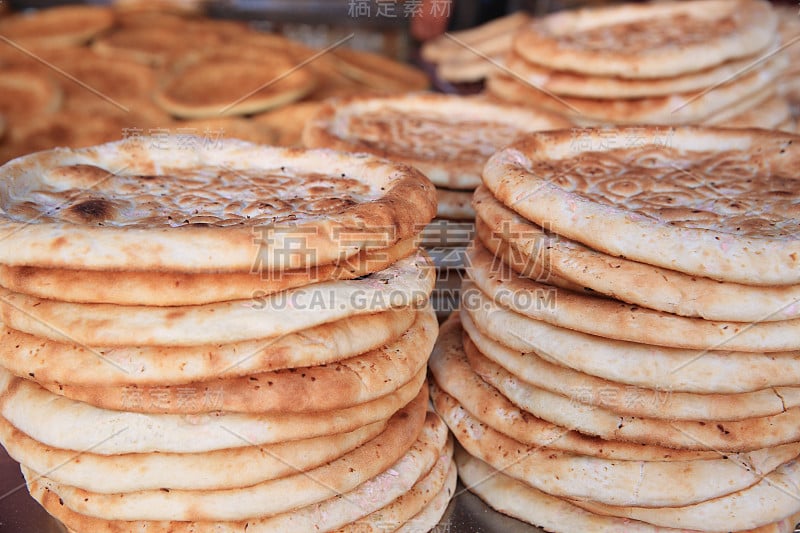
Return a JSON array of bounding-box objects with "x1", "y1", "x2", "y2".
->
[
  {"x1": 0, "y1": 4, "x2": 429, "y2": 163},
  {"x1": 431, "y1": 126, "x2": 800, "y2": 531},
  {"x1": 776, "y1": 4, "x2": 800, "y2": 116},
  {"x1": 0, "y1": 137, "x2": 455, "y2": 532},
  {"x1": 302, "y1": 92, "x2": 569, "y2": 318},
  {"x1": 487, "y1": 0, "x2": 796, "y2": 132}
]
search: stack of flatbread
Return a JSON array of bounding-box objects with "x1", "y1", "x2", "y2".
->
[
  {"x1": 431, "y1": 126, "x2": 800, "y2": 531},
  {"x1": 776, "y1": 5, "x2": 800, "y2": 117},
  {"x1": 0, "y1": 137, "x2": 456, "y2": 532},
  {"x1": 0, "y1": 5, "x2": 430, "y2": 163},
  {"x1": 487, "y1": 0, "x2": 796, "y2": 133},
  {"x1": 302, "y1": 93, "x2": 569, "y2": 318}
]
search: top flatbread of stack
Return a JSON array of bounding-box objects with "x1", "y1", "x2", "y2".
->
[
  {"x1": 513, "y1": 0, "x2": 777, "y2": 79},
  {"x1": 483, "y1": 127, "x2": 800, "y2": 285},
  {"x1": 0, "y1": 5, "x2": 114, "y2": 48},
  {"x1": 303, "y1": 93, "x2": 570, "y2": 190},
  {"x1": 0, "y1": 137, "x2": 436, "y2": 271}
]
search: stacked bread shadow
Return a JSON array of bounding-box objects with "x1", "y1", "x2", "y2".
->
[
  {"x1": 487, "y1": 0, "x2": 796, "y2": 132},
  {"x1": 431, "y1": 127, "x2": 800, "y2": 531},
  {"x1": 0, "y1": 137, "x2": 455, "y2": 532}
]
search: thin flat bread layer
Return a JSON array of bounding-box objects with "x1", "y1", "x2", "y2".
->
[
  {"x1": 455, "y1": 450, "x2": 800, "y2": 533},
  {"x1": 512, "y1": 0, "x2": 776, "y2": 79},
  {"x1": 486, "y1": 56, "x2": 787, "y2": 125},
  {"x1": 0, "y1": 251, "x2": 434, "y2": 346},
  {"x1": 329, "y1": 48, "x2": 429, "y2": 93},
  {"x1": 0, "y1": 5, "x2": 114, "y2": 48},
  {"x1": 439, "y1": 382, "x2": 800, "y2": 507},
  {"x1": 0, "y1": 367, "x2": 426, "y2": 454},
  {"x1": 466, "y1": 246, "x2": 800, "y2": 352},
  {"x1": 571, "y1": 459, "x2": 800, "y2": 530},
  {"x1": 502, "y1": 39, "x2": 778, "y2": 98},
  {"x1": 390, "y1": 459, "x2": 457, "y2": 533},
  {"x1": 482, "y1": 127, "x2": 800, "y2": 285},
  {"x1": 429, "y1": 315, "x2": 719, "y2": 461},
  {"x1": 0, "y1": 138, "x2": 437, "y2": 271},
  {"x1": 0, "y1": 414, "x2": 387, "y2": 493},
  {"x1": 303, "y1": 93, "x2": 570, "y2": 190},
  {"x1": 0, "y1": 236, "x2": 417, "y2": 306},
  {"x1": 25, "y1": 411, "x2": 451, "y2": 532},
  {"x1": 21, "y1": 398, "x2": 430, "y2": 522},
  {"x1": 472, "y1": 185, "x2": 800, "y2": 322},
  {"x1": 705, "y1": 92, "x2": 792, "y2": 130},
  {"x1": 462, "y1": 309, "x2": 800, "y2": 421},
  {"x1": 0, "y1": 308, "x2": 415, "y2": 387},
  {"x1": 38, "y1": 305, "x2": 437, "y2": 414},
  {"x1": 463, "y1": 294, "x2": 800, "y2": 395},
  {"x1": 154, "y1": 56, "x2": 315, "y2": 118}
]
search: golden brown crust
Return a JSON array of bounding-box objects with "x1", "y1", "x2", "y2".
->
[{"x1": 0, "y1": 5, "x2": 114, "y2": 48}]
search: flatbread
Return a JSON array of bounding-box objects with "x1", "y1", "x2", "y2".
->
[
  {"x1": 253, "y1": 102, "x2": 322, "y2": 147},
  {"x1": 0, "y1": 413, "x2": 386, "y2": 493},
  {"x1": 392, "y1": 459, "x2": 457, "y2": 533},
  {"x1": 0, "y1": 69, "x2": 62, "y2": 128},
  {"x1": 455, "y1": 450, "x2": 800, "y2": 533},
  {"x1": 0, "y1": 5, "x2": 114, "y2": 48},
  {"x1": 24, "y1": 397, "x2": 428, "y2": 522},
  {"x1": 436, "y1": 54, "x2": 505, "y2": 83},
  {"x1": 25, "y1": 411, "x2": 451, "y2": 533},
  {"x1": 154, "y1": 55, "x2": 315, "y2": 118},
  {"x1": 513, "y1": 0, "x2": 777, "y2": 79},
  {"x1": 466, "y1": 245, "x2": 800, "y2": 352},
  {"x1": 303, "y1": 93, "x2": 570, "y2": 190},
  {"x1": 482, "y1": 127, "x2": 800, "y2": 285},
  {"x1": 0, "y1": 236, "x2": 417, "y2": 306},
  {"x1": 463, "y1": 295, "x2": 800, "y2": 395},
  {"x1": 330, "y1": 48, "x2": 429, "y2": 93},
  {"x1": 463, "y1": 310, "x2": 800, "y2": 421},
  {"x1": 0, "y1": 367, "x2": 426, "y2": 454},
  {"x1": 502, "y1": 39, "x2": 779, "y2": 98},
  {"x1": 421, "y1": 12, "x2": 528, "y2": 64},
  {"x1": 0, "y1": 307, "x2": 415, "y2": 387},
  {"x1": 429, "y1": 315, "x2": 719, "y2": 461},
  {"x1": 486, "y1": 57, "x2": 786, "y2": 125},
  {"x1": 473, "y1": 185, "x2": 800, "y2": 322},
  {"x1": 39, "y1": 305, "x2": 436, "y2": 414},
  {"x1": 441, "y1": 384, "x2": 800, "y2": 507},
  {"x1": 91, "y1": 26, "x2": 221, "y2": 67},
  {"x1": 0, "y1": 138, "x2": 437, "y2": 271},
  {"x1": 436, "y1": 187, "x2": 475, "y2": 221},
  {"x1": 571, "y1": 459, "x2": 800, "y2": 530},
  {"x1": 0, "y1": 252, "x2": 433, "y2": 346}
]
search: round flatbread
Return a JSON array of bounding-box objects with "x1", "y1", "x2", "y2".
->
[
  {"x1": 0, "y1": 252, "x2": 433, "y2": 346},
  {"x1": 436, "y1": 54, "x2": 505, "y2": 83},
  {"x1": 0, "y1": 5, "x2": 114, "y2": 48},
  {"x1": 0, "y1": 235, "x2": 417, "y2": 306},
  {"x1": 486, "y1": 57, "x2": 786, "y2": 125},
  {"x1": 441, "y1": 383, "x2": 800, "y2": 507},
  {"x1": 91, "y1": 26, "x2": 221, "y2": 67},
  {"x1": 0, "y1": 137, "x2": 436, "y2": 271},
  {"x1": 482, "y1": 127, "x2": 800, "y2": 285},
  {"x1": 154, "y1": 55, "x2": 315, "y2": 118},
  {"x1": 436, "y1": 188, "x2": 475, "y2": 221},
  {"x1": 455, "y1": 450, "x2": 800, "y2": 533},
  {"x1": 429, "y1": 315, "x2": 719, "y2": 461},
  {"x1": 462, "y1": 310, "x2": 800, "y2": 421},
  {"x1": 0, "y1": 69, "x2": 62, "y2": 129},
  {"x1": 463, "y1": 295, "x2": 800, "y2": 395},
  {"x1": 710, "y1": 95, "x2": 793, "y2": 130},
  {"x1": 0, "y1": 307, "x2": 415, "y2": 387},
  {"x1": 392, "y1": 458, "x2": 457, "y2": 533},
  {"x1": 25, "y1": 411, "x2": 451, "y2": 533},
  {"x1": 473, "y1": 185, "x2": 800, "y2": 322},
  {"x1": 466, "y1": 245, "x2": 800, "y2": 352},
  {"x1": 0, "y1": 367, "x2": 426, "y2": 454},
  {"x1": 503, "y1": 39, "x2": 779, "y2": 98},
  {"x1": 330, "y1": 48, "x2": 429, "y2": 93},
  {"x1": 38, "y1": 305, "x2": 436, "y2": 414},
  {"x1": 513, "y1": 0, "x2": 777, "y2": 79},
  {"x1": 303, "y1": 93, "x2": 570, "y2": 190},
  {"x1": 0, "y1": 415, "x2": 387, "y2": 493},
  {"x1": 253, "y1": 102, "x2": 322, "y2": 147}
]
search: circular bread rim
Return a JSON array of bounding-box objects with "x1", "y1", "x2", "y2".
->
[
  {"x1": 512, "y1": 0, "x2": 777, "y2": 79},
  {"x1": 0, "y1": 137, "x2": 436, "y2": 271},
  {"x1": 482, "y1": 126, "x2": 800, "y2": 285},
  {"x1": 303, "y1": 93, "x2": 571, "y2": 191}
]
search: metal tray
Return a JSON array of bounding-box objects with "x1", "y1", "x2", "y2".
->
[{"x1": 0, "y1": 447, "x2": 542, "y2": 532}]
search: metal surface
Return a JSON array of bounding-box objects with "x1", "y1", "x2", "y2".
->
[{"x1": 0, "y1": 446, "x2": 542, "y2": 533}]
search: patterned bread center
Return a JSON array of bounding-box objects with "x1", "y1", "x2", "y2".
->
[
  {"x1": 3, "y1": 164, "x2": 376, "y2": 227},
  {"x1": 531, "y1": 147, "x2": 800, "y2": 238},
  {"x1": 554, "y1": 12, "x2": 737, "y2": 51},
  {"x1": 345, "y1": 110, "x2": 524, "y2": 164}
]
